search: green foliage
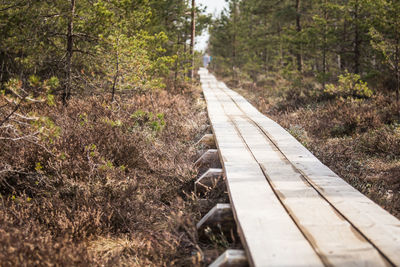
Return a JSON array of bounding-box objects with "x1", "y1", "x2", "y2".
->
[
  {"x1": 0, "y1": 0, "x2": 209, "y2": 101},
  {"x1": 30, "y1": 116, "x2": 61, "y2": 143},
  {"x1": 101, "y1": 118, "x2": 123, "y2": 127},
  {"x1": 28, "y1": 75, "x2": 41, "y2": 88},
  {"x1": 131, "y1": 110, "x2": 166, "y2": 133},
  {"x1": 1, "y1": 78, "x2": 60, "y2": 150},
  {"x1": 325, "y1": 71, "x2": 373, "y2": 99},
  {"x1": 79, "y1": 113, "x2": 89, "y2": 126},
  {"x1": 209, "y1": 0, "x2": 399, "y2": 106},
  {"x1": 35, "y1": 162, "x2": 43, "y2": 172}
]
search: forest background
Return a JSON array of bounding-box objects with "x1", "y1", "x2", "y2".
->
[{"x1": 208, "y1": 0, "x2": 400, "y2": 223}]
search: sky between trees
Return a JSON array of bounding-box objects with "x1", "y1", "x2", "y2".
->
[{"x1": 196, "y1": 0, "x2": 227, "y2": 51}]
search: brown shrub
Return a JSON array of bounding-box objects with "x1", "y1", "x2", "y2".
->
[
  {"x1": 275, "y1": 95, "x2": 397, "y2": 140},
  {"x1": 357, "y1": 125, "x2": 400, "y2": 158},
  {"x1": 0, "y1": 87, "x2": 208, "y2": 266}
]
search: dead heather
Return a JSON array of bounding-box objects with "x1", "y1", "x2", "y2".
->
[
  {"x1": 224, "y1": 74, "x2": 400, "y2": 219},
  {"x1": 0, "y1": 85, "x2": 213, "y2": 266}
]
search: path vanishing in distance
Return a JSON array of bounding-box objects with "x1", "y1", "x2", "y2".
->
[{"x1": 198, "y1": 68, "x2": 400, "y2": 267}]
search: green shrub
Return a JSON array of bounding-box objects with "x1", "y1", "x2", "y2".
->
[
  {"x1": 130, "y1": 110, "x2": 166, "y2": 133},
  {"x1": 325, "y1": 71, "x2": 373, "y2": 99}
]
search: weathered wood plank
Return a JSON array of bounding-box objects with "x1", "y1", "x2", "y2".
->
[
  {"x1": 215, "y1": 73, "x2": 400, "y2": 266},
  {"x1": 209, "y1": 249, "x2": 248, "y2": 267},
  {"x1": 200, "y1": 70, "x2": 324, "y2": 267},
  {"x1": 224, "y1": 162, "x2": 324, "y2": 267},
  {"x1": 229, "y1": 114, "x2": 388, "y2": 266}
]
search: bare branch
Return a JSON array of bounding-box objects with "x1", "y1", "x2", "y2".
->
[
  {"x1": 0, "y1": 101, "x2": 21, "y2": 127},
  {"x1": 12, "y1": 112, "x2": 40, "y2": 121},
  {"x1": 0, "y1": 1, "x2": 27, "y2": 12},
  {"x1": 0, "y1": 131, "x2": 39, "y2": 141}
]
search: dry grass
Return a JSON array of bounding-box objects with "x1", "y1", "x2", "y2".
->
[{"x1": 0, "y1": 84, "x2": 215, "y2": 266}]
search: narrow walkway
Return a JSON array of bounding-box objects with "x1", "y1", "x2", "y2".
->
[{"x1": 199, "y1": 68, "x2": 400, "y2": 267}]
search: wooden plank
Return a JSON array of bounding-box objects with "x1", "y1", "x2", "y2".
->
[
  {"x1": 203, "y1": 92, "x2": 255, "y2": 164},
  {"x1": 216, "y1": 75, "x2": 400, "y2": 266},
  {"x1": 224, "y1": 162, "x2": 323, "y2": 267},
  {"x1": 211, "y1": 82, "x2": 389, "y2": 265},
  {"x1": 209, "y1": 249, "x2": 248, "y2": 267},
  {"x1": 228, "y1": 114, "x2": 389, "y2": 266},
  {"x1": 200, "y1": 71, "x2": 324, "y2": 267}
]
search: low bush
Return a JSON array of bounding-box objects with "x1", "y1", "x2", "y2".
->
[
  {"x1": 357, "y1": 125, "x2": 400, "y2": 159},
  {"x1": 324, "y1": 71, "x2": 374, "y2": 99},
  {"x1": 0, "y1": 83, "x2": 207, "y2": 266}
]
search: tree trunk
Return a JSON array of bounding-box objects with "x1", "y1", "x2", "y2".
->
[
  {"x1": 232, "y1": 0, "x2": 238, "y2": 84},
  {"x1": 184, "y1": 12, "x2": 188, "y2": 79},
  {"x1": 278, "y1": 23, "x2": 284, "y2": 68},
  {"x1": 354, "y1": 0, "x2": 360, "y2": 74},
  {"x1": 322, "y1": 0, "x2": 327, "y2": 88},
  {"x1": 263, "y1": 14, "x2": 269, "y2": 74},
  {"x1": 295, "y1": 0, "x2": 302, "y2": 72},
  {"x1": 0, "y1": 52, "x2": 5, "y2": 85},
  {"x1": 64, "y1": 0, "x2": 75, "y2": 105},
  {"x1": 339, "y1": 19, "x2": 348, "y2": 71},
  {"x1": 190, "y1": 0, "x2": 195, "y2": 79},
  {"x1": 174, "y1": 35, "x2": 180, "y2": 91},
  {"x1": 396, "y1": 39, "x2": 400, "y2": 119},
  {"x1": 111, "y1": 38, "x2": 119, "y2": 102}
]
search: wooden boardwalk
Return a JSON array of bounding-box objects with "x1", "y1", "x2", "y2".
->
[{"x1": 198, "y1": 68, "x2": 400, "y2": 267}]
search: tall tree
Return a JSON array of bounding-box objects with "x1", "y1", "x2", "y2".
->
[
  {"x1": 64, "y1": 0, "x2": 75, "y2": 104},
  {"x1": 370, "y1": 0, "x2": 400, "y2": 114},
  {"x1": 295, "y1": 0, "x2": 303, "y2": 72},
  {"x1": 190, "y1": 0, "x2": 195, "y2": 79}
]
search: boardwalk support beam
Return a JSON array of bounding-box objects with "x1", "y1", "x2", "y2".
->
[
  {"x1": 195, "y1": 149, "x2": 220, "y2": 168},
  {"x1": 195, "y1": 168, "x2": 223, "y2": 194},
  {"x1": 197, "y1": 204, "x2": 234, "y2": 235},
  {"x1": 196, "y1": 133, "x2": 216, "y2": 148},
  {"x1": 209, "y1": 249, "x2": 248, "y2": 267}
]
